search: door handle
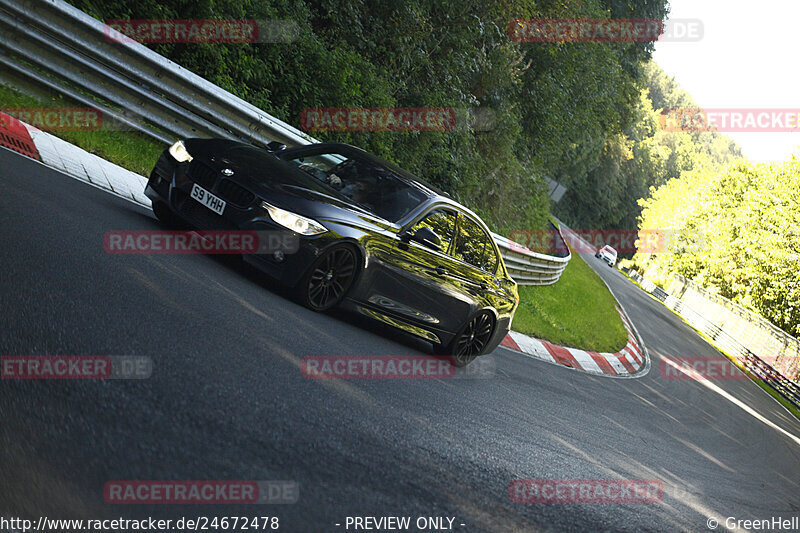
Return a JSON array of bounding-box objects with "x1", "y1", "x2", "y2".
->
[
  {"x1": 428, "y1": 266, "x2": 447, "y2": 276},
  {"x1": 479, "y1": 282, "x2": 488, "y2": 290}
]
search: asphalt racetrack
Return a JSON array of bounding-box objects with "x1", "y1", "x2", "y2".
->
[{"x1": 1, "y1": 146, "x2": 799, "y2": 532}]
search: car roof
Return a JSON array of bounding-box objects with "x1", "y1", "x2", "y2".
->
[{"x1": 414, "y1": 196, "x2": 488, "y2": 228}]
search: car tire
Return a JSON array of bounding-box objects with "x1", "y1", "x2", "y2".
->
[
  {"x1": 297, "y1": 245, "x2": 359, "y2": 311},
  {"x1": 435, "y1": 310, "x2": 495, "y2": 367}
]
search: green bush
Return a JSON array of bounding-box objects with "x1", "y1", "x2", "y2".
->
[{"x1": 632, "y1": 158, "x2": 800, "y2": 336}]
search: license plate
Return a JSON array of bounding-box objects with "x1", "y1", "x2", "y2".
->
[{"x1": 190, "y1": 183, "x2": 226, "y2": 215}]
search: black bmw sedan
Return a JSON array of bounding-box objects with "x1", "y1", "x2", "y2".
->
[{"x1": 146, "y1": 139, "x2": 518, "y2": 366}]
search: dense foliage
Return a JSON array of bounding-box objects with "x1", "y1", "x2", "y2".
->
[
  {"x1": 553, "y1": 61, "x2": 742, "y2": 230},
  {"x1": 69, "y1": 0, "x2": 677, "y2": 234},
  {"x1": 621, "y1": 68, "x2": 799, "y2": 337},
  {"x1": 617, "y1": 66, "x2": 799, "y2": 336},
  {"x1": 630, "y1": 158, "x2": 800, "y2": 337}
]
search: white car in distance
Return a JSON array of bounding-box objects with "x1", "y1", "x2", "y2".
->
[{"x1": 595, "y1": 245, "x2": 617, "y2": 267}]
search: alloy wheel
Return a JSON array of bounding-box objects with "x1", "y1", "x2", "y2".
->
[
  {"x1": 451, "y1": 311, "x2": 494, "y2": 366},
  {"x1": 305, "y1": 246, "x2": 357, "y2": 311}
]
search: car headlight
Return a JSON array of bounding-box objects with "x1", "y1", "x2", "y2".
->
[
  {"x1": 168, "y1": 140, "x2": 193, "y2": 162},
  {"x1": 262, "y1": 202, "x2": 327, "y2": 236}
]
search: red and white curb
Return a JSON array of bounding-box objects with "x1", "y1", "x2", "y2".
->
[
  {"x1": 500, "y1": 306, "x2": 648, "y2": 377},
  {"x1": 0, "y1": 111, "x2": 152, "y2": 206}
]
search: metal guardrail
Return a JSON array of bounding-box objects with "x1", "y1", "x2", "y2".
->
[
  {"x1": 0, "y1": 0, "x2": 570, "y2": 285},
  {"x1": 0, "y1": 0, "x2": 318, "y2": 147},
  {"x1": 671, "y1": 275, "x2": 800, "y2": 370},
  {"x1": 493, "y1": 224, "x2": 571, "y2": 285},
  {"x1": 626, "y1": 269, "x2": 800, "y2": 408},
  {"x1": 669, "y1": 297, "x2": 800, "y2": 409}
]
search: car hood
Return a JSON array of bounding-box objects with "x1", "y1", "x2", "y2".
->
[{"x1": 184, "y1": 139, "x2": 383, "y2": 223}]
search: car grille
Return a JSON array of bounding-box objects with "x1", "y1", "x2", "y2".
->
[
  {"x1": 217, "y1": 178, "x2": 256, "y2": 207},
  {"x1": 186, "y1": 161, "x2": 256, "y2": 207},
  {"x1": 187, "y1": 160, "x2": 218, "y2": 190}
]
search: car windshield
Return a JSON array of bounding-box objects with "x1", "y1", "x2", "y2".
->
[{"x1": 280, "y1": 151, "x2": 428, "y2": 222}]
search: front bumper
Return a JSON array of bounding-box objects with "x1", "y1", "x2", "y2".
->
[{"x1": 145, "y1": 151, "x2": 329, "y2": 287}]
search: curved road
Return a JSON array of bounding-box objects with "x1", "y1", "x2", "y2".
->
[{"x1": 1, "y1": 146, "x2": 799, "y2": 532}]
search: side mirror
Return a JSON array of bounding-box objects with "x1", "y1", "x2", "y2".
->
[
  {"x1": 408, "y1": 226, "x2": 442, "y2": 251},
  {"x1": 265, "y1": 141, "x2": 287, "y2": 152}
]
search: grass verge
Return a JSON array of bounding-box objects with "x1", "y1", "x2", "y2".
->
[
  {"x1": 750, "y1": 376, "x2": 800, "y2": 421},
  {"x1": 0, "y1": 84, "x2": 164, "y2": 176},
  {"x1": 512, "y1": 245, "x2": 628, "y2": 352}
]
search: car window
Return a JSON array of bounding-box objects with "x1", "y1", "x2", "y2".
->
[
  {"x1": 453, "y1": 215, "x2": 496, "y2": 272},
  {"x1": 281, "y1": 151, "x2": 427, "y2": 222},
  {"x1": 483, "y1": 238, "x2": 499, "y2": 273},
  {"x1": 408, "y1": 209, "x2": 457, "y2": 255},
  {"x1": 285, "y1": 153, "x2": 347, "y2": 180}
]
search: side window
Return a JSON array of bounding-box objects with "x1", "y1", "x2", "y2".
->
[
  {"x1": 483, "y1": 237, "x2": 499, "y2": 273},
  {"x1": 454, "y1": 215, "x2": 497, "y2": 272},
  {"x1": 408, "y1": 209, "x2": 457, "y2": 255}
]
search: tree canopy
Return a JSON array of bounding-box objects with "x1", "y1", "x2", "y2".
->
[
  {"x1": 631, "y1": 156, "x2": 800, "y2": 337},
  {"x1": 70, "y1": 0, "x2": 679, "y2": 234}
]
